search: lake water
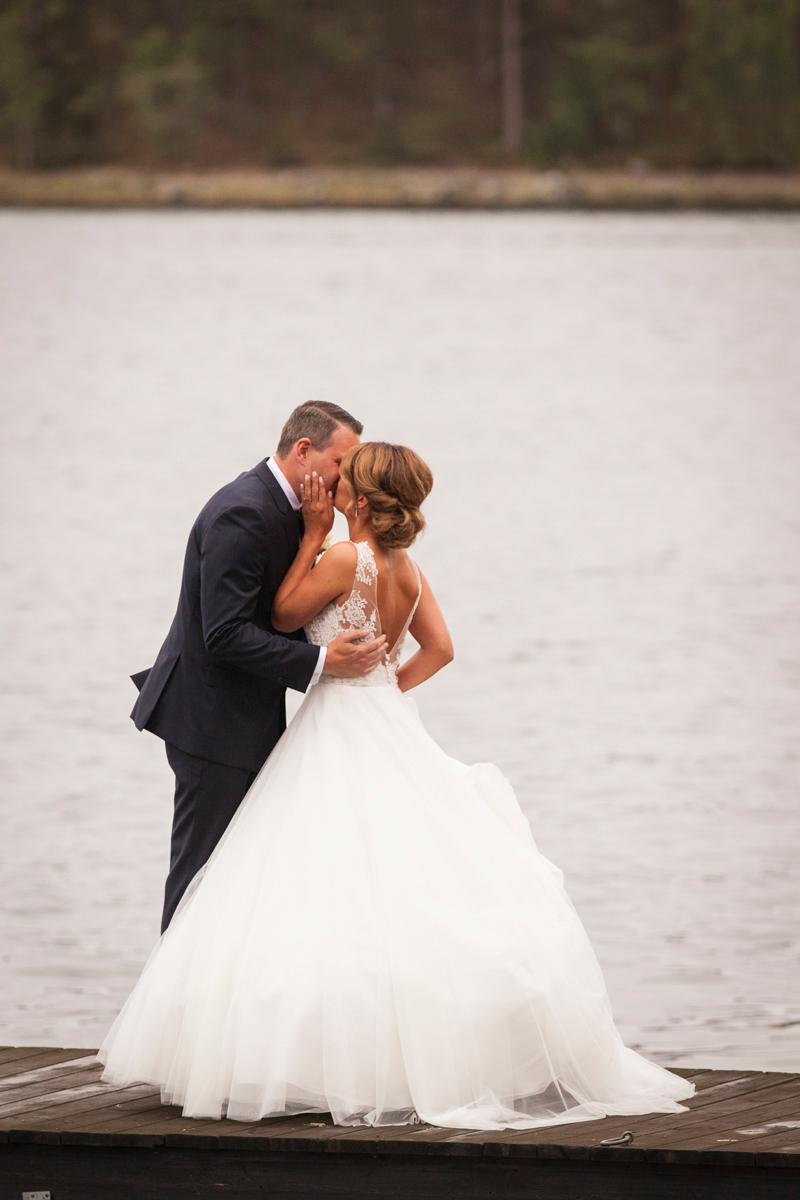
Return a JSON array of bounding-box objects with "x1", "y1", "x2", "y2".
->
[{"x1": 1, "y1": 209, "x2": 798, "y2": 1071}]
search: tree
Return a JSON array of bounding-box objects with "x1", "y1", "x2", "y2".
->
[
  {"x1": 0, "y1": 4, "x2": 51, "y2": 168},
  {"x1": 501, "y1": 0, "x2": 523, "y2": 155},
  {"x1": 682, "y1": 0, "x2": 800, "y2": 167}
]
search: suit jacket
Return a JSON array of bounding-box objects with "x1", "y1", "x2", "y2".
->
[{"x1": 130, "y1": 457, "x2": 319, "y2": 772}]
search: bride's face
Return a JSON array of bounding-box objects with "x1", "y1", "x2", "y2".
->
[
  {"x1": 334, "y1": 473, "x2": 369, "y2": 522},
  {"x1": 333, "y1": 473, "x2": 355, "y2": 516}
]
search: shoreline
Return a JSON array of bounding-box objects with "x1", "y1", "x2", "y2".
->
[{"x1": 2, "y1": 166, "x2": 800, "y2": 211}]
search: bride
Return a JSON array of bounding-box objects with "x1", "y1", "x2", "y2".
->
[{"x1": 98, "y1": 441, "x2": 695, "y2": 1130}]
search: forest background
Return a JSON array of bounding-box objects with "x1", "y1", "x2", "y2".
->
[{"x1": 1, "y1": 0, "x2": 797, "y2": 175}]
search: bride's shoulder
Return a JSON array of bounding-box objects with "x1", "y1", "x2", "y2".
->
[
  {"x1": 398, "y1": 547, "x2": 421, "y2": 579},
  {"x1": 313, "y1": 538, "x2": 358, "y2": 583},
  {"x1": 321, "y1": 539, "x2": 358, "y2": 565}
]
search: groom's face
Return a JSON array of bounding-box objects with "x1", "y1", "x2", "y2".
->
[{"x1": 298, "y1": 425, "x2": 361, "y2": 499}]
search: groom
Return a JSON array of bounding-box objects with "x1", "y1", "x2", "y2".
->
[{"x1": 131, "y1": 401, "x2": 387, "y2": 932}]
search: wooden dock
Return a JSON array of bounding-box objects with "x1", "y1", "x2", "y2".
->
[{"x1": 1, "y1": 1047, "x2": 798, "y2": 1199}]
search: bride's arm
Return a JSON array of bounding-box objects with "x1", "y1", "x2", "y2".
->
[
  {"x1": 396, "y1": 569, "x2": 454, "y2": 692},
  {"x1": 272, "y1": 538, "x2": 356, "y2": 632}
]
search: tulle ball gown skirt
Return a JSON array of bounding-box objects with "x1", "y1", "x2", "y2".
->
[{"x1": 98, "y1": 679, "x2": 695, "y2": 1129}]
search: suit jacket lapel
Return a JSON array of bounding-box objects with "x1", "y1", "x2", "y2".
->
[
  {"x1": 254, "y1": 458, "x2": 292, "y2": 515},
  {"x1": 253, "y1": 458, "x2": 302, "y2": 557}
]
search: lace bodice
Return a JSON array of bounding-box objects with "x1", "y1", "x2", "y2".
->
[{"x1": 304, "y1": 540, "x2": 422, "y2": 688}]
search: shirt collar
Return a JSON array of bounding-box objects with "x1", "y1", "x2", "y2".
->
[{"x1": 265, "y1": 456, "x2": 301, "y2": 511}]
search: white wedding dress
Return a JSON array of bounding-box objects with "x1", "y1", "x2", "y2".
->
[{"x1": 98, "y1": 540, "x2": 695, "y2": 1129}]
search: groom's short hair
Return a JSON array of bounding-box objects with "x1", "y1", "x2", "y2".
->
[{"x1": 276, "y1": 401, "x2": 363, "y2": 455}]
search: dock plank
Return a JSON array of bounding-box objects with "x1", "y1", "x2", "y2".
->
[
  {"x1": 721, "y1": 1130, "x2": 800, "y2": 1155},
  {"x1": 0, "y1": 1056, "x2": 101, "y2": 1101},
  {"x1": 1, "y1": 1048, "x2": 798, "y2": 1200},
  {"x1": 0, "y1": 1079, "x2": 157, "y2": 1119},
  {"x1": 466, "y1": 1071, "x2": 798, "y2": 1156},
  {"x1": 551, "y1": 1075, "x2": 800, "y2": 1149},
  {"x1": 0, "y1": 1048, "x2": 96, "y2": 1080},
  {"x1": 633, "y1": 1094, "x2": 800, "y2": 1150},
  {"x1": 2, "y1": 1085, "x2": 164, "y2": 1130},
  {"x1": 37, "y1": 1103, "x2": 177, "y2": 1136},
  {"x1": 0, "y1": 1068, "x2": 112, "y2": 1116},
  {"x1": 0, "y1": 1046, "x2": 87, "y2": 1069}
]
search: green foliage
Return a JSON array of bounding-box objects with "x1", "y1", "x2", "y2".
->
[
  {"x1": 121, "y1": 27, "x2": 209, "y2": 163},
  {"x1": 0, "y1": 4, "x2": 51, "y2": 167},
  {"x1": 524, "y1": 0, "x2": 673, "y2": 164},
  {"x1": 0, "y1": 0, "x2": 797, "y2": 169},
  {"x1": 682, "y1": 0, "x2": 800, "y2": 166}
]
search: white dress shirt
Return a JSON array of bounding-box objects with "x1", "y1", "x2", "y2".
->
[{"x1": 265, "y1": 456, "x2": 326, "y2": 685}]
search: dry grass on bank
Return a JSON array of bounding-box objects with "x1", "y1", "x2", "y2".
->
[{"x1": 1, "y1": 166, "x2": 800, "y2": 210}]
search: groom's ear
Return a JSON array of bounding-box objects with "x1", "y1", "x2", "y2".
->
[{"x1": 294, "y1": 437, "x2": 312, "y2": 465}]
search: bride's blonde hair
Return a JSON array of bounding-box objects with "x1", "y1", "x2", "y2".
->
[{"x1": 340, "y1": 442, "x2": 433, "y2": 550}]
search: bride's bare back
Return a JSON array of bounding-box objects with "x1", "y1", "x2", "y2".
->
[
  {"x1": 356, "y1": 544, "x2": 420, "y2": 650},
  {"x1": 314, "y1": 540, "x2": 419, "y2": 682},
  {"x1": 305, "y1": 537, "x2": 452, "y2": 693}
]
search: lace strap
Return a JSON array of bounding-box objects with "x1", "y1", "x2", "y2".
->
[
  {"x1": 338, "y1": 539, "x2": 381, "y2": 638},
  {"x1": 350, "y1": 539, "x2": 378, "y2": 585}
]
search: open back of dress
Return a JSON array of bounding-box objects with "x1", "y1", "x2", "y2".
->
[{"x1": 306, "y1": 540, "x2": 422, "y2": 687}]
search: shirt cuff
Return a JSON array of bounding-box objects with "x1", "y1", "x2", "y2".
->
[{"x1": 309, "y1": 645, "x2": 326, "y2": 686}]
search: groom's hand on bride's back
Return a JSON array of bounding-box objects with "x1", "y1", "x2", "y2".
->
[{"x1": 324, "y1": 629, "x2": 388, "y2": 678}]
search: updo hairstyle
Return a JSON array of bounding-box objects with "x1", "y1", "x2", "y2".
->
[{"x1": 339, "y1": 442, "x2": 433, "y2": 550}]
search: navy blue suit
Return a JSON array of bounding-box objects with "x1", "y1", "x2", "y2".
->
[{"x1": 131, "y1": 458, "x2": 319, "y2": 930}]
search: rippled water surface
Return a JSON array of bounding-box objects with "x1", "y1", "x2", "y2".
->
[{"x1": 1, "y1": 210, "x2": 799, "y2": 1069}]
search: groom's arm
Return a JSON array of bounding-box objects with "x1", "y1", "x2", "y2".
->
[{"x1": 200, "y1": 504, "x2": 321, "y2": 692}]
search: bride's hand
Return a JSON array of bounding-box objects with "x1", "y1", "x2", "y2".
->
[{"x1": 300, "y1": 471, "x2": 334, "y2": 543}]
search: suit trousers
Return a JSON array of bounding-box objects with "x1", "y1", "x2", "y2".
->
[{"x1": 161, "y1": 742, "x2": 257, "y2": 934}]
